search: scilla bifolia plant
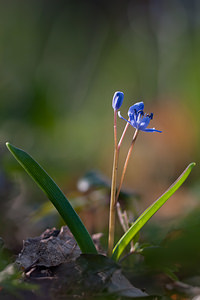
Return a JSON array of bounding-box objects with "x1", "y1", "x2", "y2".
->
[{"x1": 6, "y1": 92, "x2": 195, "y2": 262}]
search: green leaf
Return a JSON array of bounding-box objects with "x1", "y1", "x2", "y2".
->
[
  {"x1": 6, "y1": 142, "x2": 97, "y2": 255},
  {"x1": 112, "y1": 162, "x2": 196, "y2": 261}
]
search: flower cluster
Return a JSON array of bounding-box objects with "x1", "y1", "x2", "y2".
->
[{"x1": 112, "y1": 91, "x2": 161, "y2": 133}]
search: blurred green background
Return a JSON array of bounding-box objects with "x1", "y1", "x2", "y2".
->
[{"x1": 0, "y1": 0, "x2": 199, "y2": 252}]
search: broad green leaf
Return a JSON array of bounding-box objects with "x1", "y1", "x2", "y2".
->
[
  {"x1": 112, "y1": 162, "x2": 195, "y2": 261},
  {"x1": 6, "y1": 142, "x2": 97, "y2": 255}
]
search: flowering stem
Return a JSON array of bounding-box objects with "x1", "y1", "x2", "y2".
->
[
  {"x1": 108, "y1": 110, "x2": 118, "y2": 256},
  {"x1": 116, "y1": 129, "x2": 139, "y2": 202},
  {"x1": 118, "y1": 122, "x2": 129, "y2": 149},
  {"x1": 108, "y1": 114, "x2": 130, "y2": 256}
]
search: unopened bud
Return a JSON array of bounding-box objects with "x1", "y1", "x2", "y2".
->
[{"x1": 112, "y1": 91, "x2": 124, "y2": 111}]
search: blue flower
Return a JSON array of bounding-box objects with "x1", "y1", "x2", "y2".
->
[
  {"x1": 112, "y1": 91, "x2": 124, "y2": 111},
  {"x1": 118, "y1": 101, "x2": 162, "y2": 133}
]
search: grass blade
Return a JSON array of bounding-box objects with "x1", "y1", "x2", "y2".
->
[
  {"x1": 112, "y1": 162, "x2": 196, "y2": 261},
  {"x1": 6, "y1": 142, "x2": 97, "y2": 254}
]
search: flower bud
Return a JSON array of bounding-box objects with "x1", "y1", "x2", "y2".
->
[{"x1": 112, "y1": 91, "x2": 124, "y2": 111}]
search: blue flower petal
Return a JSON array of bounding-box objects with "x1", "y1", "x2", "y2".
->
[
  {"x1": 118, "y1": 111, "x2": 131, "y2": 125},
  {"x1": 128, "y1": 102, "x2": 144, "y2": 116},
  {"x1": 138, "y1": 116, "x2": 151, "y2": 130},
  {"x1": 129, "y1": 113, "x2": 137, "y2": 128},
  {"x1": 142, "y1": 128, "x2": 162, "y2": 133}
]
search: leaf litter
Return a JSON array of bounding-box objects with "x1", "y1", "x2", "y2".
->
[{"x1": 16, "y1": 226, "x2": 148, "y2": 299}]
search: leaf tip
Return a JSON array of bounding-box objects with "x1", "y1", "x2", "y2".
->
[
  {"x1": 6, "y1": 142, "x2": 18, "y2": 154},
  {"x1": 189, "y1": 162, "x2": 196, "y2": 169},
  {"x1": 6, "y1": 142, "x2": 11, "y2": 150}
]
